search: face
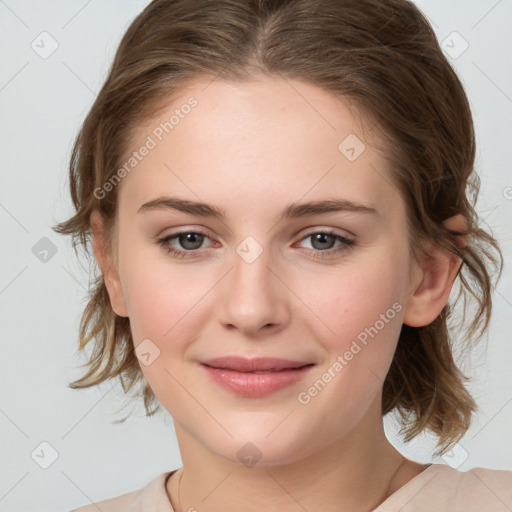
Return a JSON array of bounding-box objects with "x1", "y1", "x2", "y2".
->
[{"x1": 101, "y1": 74, "x2": 423, "y2": 466}]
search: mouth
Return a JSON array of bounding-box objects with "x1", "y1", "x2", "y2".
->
[
  {"x1": 199, "y1": 356, "x2": 315, "y2": 397},
  {"x1": 200, "y1": 356, "x2": 314, "y2": 373}
]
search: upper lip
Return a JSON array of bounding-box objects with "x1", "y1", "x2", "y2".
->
[{"x1": 201, "y1": 356, "x2": 313, "y2": 372}]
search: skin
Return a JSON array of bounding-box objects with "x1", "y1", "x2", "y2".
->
[{"x1": 91, "y1": 74, "x2": 467, "y2": 511}]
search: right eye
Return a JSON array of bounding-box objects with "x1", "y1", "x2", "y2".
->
[{"x1": 156, "y1": 229, "x2": 216, "y2": 258}]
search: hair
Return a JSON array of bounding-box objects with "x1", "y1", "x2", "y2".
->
[{"x1": 53, "y1": 0, "x2": 503, "y2": 457}]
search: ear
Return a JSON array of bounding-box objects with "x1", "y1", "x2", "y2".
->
[
  {"x1": 90, "y1": 210, "x2": 129, "y2": 318},
  {"x1": 402, "y1": 214, "x2": 468, "y2": 327}
]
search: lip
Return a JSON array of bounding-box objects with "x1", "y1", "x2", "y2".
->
[
  {"x1": 200, "y1": 356, "x2": 315, "y2": 398},
  {"x1": 201, "y1": 356, "x2": 312, "y2": 372}
]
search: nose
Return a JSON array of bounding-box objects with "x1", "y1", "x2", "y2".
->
[{"x1": 218, "y1": 240, "x2": 291, "y2": 337}]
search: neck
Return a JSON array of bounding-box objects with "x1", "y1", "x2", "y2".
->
[{"x1": 167, "y1": 404, "x2": 411, "y2": 512}]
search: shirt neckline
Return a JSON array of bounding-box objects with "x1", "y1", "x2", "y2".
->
[
  {"x1": 160, "y1": 463, "x2": 438, "y2": 511},
  {"x1": 371, "y1": 463, "x2": 437, "y2": 510}
]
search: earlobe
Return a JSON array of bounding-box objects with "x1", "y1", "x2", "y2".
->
[
  {"x1": 402, "y1": 214, "x2": 467, "y2": 328},
  {"x1": 90, "y1": 210, "x2": 129, "y2": 318}
]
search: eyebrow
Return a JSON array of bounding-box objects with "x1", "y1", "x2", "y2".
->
[{"x1": 138, "y1": 196, "x2": 379, "y2": 221}]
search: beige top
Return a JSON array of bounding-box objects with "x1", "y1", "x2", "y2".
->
[{"x1": 71, "y1": 464, "x2": 512, "y2": 511}]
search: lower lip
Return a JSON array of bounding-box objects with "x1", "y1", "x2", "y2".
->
[{"x1": 201, "y1": 364, "x2": 314, "y2": 398}]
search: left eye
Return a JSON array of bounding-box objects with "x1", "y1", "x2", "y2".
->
[
  {"x1": 297, "y1": 231, "x2": 353, "y2": 251},
  {"x1": 156, "y1": 229, "x2": 355, "y2": 259}
]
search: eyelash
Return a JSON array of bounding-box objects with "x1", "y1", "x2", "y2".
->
[{"x1": 156, "y1": 229, "x2": 355, "y2": 260}]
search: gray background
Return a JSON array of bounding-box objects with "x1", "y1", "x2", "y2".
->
[{"x1": 0, "y1": 1, "x2": 511, "y2": 510}]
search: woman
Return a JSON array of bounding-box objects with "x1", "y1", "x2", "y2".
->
[{"x1": 54, "y1": 0, "x2": 511, "y2": 510}]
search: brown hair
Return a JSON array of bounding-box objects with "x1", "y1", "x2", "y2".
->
[{"x1": 53, "y1": 0, "x2": 503, "y2": 456}]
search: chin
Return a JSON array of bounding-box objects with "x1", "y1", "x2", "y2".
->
[{"x1": 203, "y1": 417, "x2": 325, "y2": 468}]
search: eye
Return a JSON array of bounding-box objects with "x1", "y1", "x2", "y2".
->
[
  {"x1": 295, "y1": 230, "x2": 355, "y2": 259},
  {"x1": 156, "y1": 229, "x2": 215, "y2": 259},
  {"x1": 156, "y1": 228, "x2": 355, "y2": 260}
]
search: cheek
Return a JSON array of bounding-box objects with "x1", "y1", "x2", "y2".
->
[
  {"x1": 120, "y1": 256, "x2": 200, "y2": 408},
  {"x1": 119, "y1": 244, "x2": 207, "y2": 343},
  {"x1": 295, "y1": 267, "x2": 405, "y2": 424},
  {"x1": 303, "y1": 252, "x2": 406, "y2": 339},
  {"x1": 300, "y1": 249, "x2": 408, "y2": 386}
]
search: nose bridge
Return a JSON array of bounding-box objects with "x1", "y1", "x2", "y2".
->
[
  {"x1": 231, "y1": 234, "x2": 275, "y2": 301},
  {"x1": 219, "y1": 233, "x2": 289, "y2": 333}
]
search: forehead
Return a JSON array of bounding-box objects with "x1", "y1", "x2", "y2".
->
[{"x1": 118, "y1": 75, "x2": 403, "y2": 222}]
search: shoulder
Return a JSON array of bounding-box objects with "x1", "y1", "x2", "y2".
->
[
  {"x1": 70, "y1": 471, "x2": 176, "y2": 512},
  {"x1": 71, "y1": 488, "x2": 140, "y2": 512},
  {"x1": 377, "y1": 464, "x2": 512, "y2": 511},
  {"x1": 430, "y1": 464, "x2": 512, "y2": 501}
]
